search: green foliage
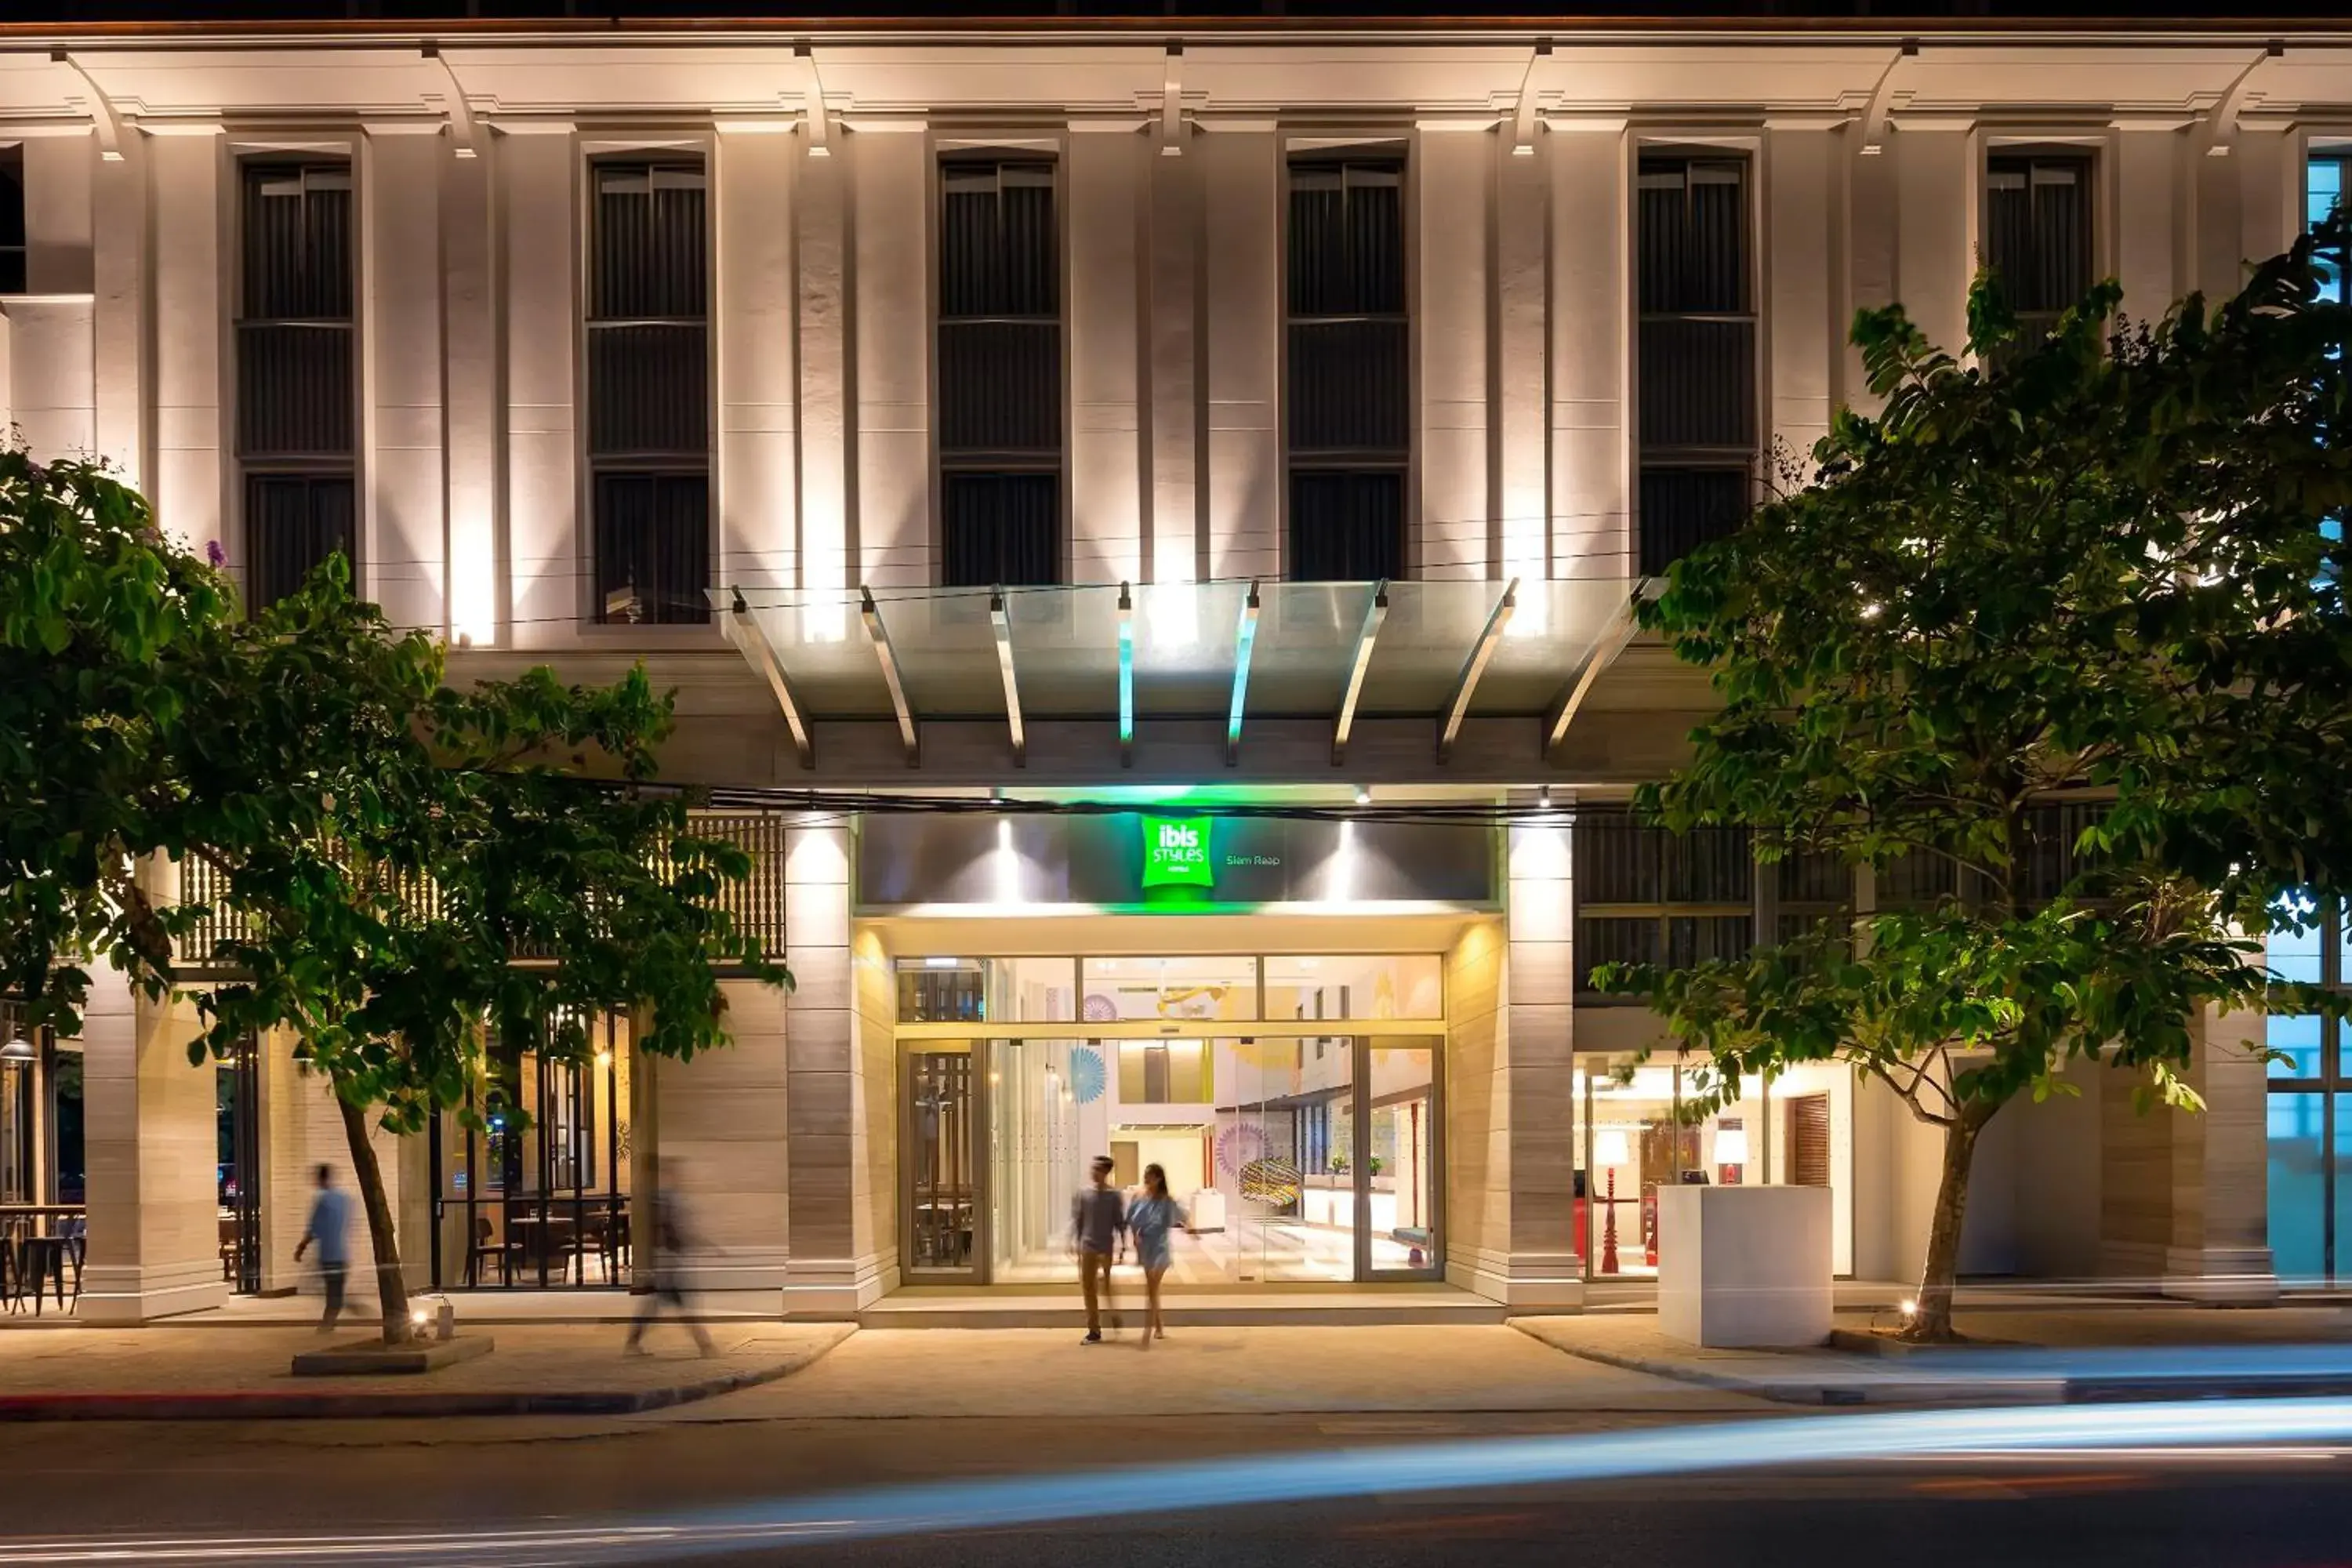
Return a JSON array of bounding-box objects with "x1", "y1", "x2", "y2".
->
[
  {"x1": 0, "y1": 452, "x2": 228, "y2": 1025},
  {"x1": 1594, "y1": 215, "x2": 2352, "y2": 1331}
]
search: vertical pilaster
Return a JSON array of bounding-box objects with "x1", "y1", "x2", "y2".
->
[
  {"x1": 363, "y1": 125, "x2": 448, "y2": 631},
  {"x1": 2111, "y1": 124, "x2": 2182, "y2": 321},
  {"x1": 1416, "y1": 127, "x2": 1490, "y2": 581},
  {"x1": 1494, "y1": 134, "x2": 1549, "y2": 587},
  {"x1": 1893, "y1": 125, "x2": 1972, "y2": 359},
  {"x1": 796, "y1": 138, "x2": 851, "y2": 593},
  {"x1": 79, "y1": 970, "x2": 228, "y2": 1323},
  {"x1": 1844, "y1": 127, "x2": 1900, "y2": 412},
  {"x1": 1067, "y1": 125, "x2": 1145, "y2": 585},
  {"x1": 852, "y1": 124, "x2": 930, "y2": 589},
  {"x1": 1766, "y1": 122, "x2": 1839, "y2": 474},
  {"x1": 782, "y1": 820, "x2": 880, "y2": 1316},
  {"x1": 90, "y1": 131, "x2": 147, "y2": 490},
  {"x1": 1145, "y1": 136, "x2": 1201, "y2": 583},
  {"x1": 1548, "y1": 125, "x2": 1627, "y2": 579},
  {"x1": 715, "y1": 126, "x2": 800, "y2": 596},
  {"x1": 442, "y1": 140, "x2": 499, "y2": 644},
  {"x1": 497, "y1": 125, "x2": 579, "y2": 644},
  {"x1": 1200, "y1": 125, "x2": 1278, "y2": 582},
  {"x1": 147, "y1": 128, "x2": 224, "y2": 566},
  {"x1": 24, "y1": 130, "x2": 95, "y2": 296}
]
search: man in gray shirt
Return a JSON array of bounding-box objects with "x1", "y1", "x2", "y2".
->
[
  {"x1": 1072, "y1": 1155, "x2": 1127, "y2": 1345},
  {"x1": 293, "y1": 1163, "x2": 352, "y2": 1333}
]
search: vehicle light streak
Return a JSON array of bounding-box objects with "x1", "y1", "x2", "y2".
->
[{"x1": 5, "y1": 1399, "x2": 2352, "y2": 1565}]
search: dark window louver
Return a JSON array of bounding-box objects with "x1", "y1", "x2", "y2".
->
[
  {"x1": 238, "y1": 162, "x2": 355, "y2": 607},
  {"x1": 1571, "y1": 815, "x2": 1755, "y2": 995},
  {"x1": 1636, "y1": 155, "x2": 1756, "y2": 575},
  {"x1": 938, "y1": 160, "x2": 1063, "y2": 585},
  {"x1": 589, "y1": 162, "x2": 710, "y2": 624},
  {"x1": 0, "y1": 147, "x2": 26, "y2": 296},
  {"x1": 245, "y1": 474, "x2": 354, "y2": 610},
  {"x1": 1287, "y1": 158, "x2": 1408, "y2": 581},
  {"x1": 1986, "y1": 154, "x2": 2093, "y2": 339},
  {"x1": 1290, "y1": 470, "x2": 1404, "y2": 582},
  {"x1": 942, "y1": 473, "x2": 1058, "y2": 587}
]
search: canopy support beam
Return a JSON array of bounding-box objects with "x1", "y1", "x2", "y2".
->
[
  {"x1": 858, "y1": 586, "x2": 919, "y2": 767},
  {"x1": 1330, "y1": 579, "x2": 1389, "y2": 766},
  {"x1": 1225, "y1": 580, "x2": 1262, "y2": 767},
  {"x1": 991, "y1": 589, "x2": 1026, "y2": 768},
  {"x1": 1543, "y1": 580, "x2": 1658, "y2": 757},
  {"x1": 1436, "y1": 578, "x2": 1516, "y2": 764},
  {"x1": 728, "y1": 590, "x2": 814, "y2": 770}
]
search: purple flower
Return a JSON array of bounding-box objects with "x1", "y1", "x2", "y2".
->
[{"x1": 205, "y1": 539, "x2": 226, "y2": 568}]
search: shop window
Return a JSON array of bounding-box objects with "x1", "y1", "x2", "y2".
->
[
  {"x1": 1080, "y1": 956, "x2": 1258, "y2": 1022},
  {"x1": 895, "y1": 956, "x2": 1077, "y2": 1024},
  {"x1": 2267, "y1": 895, "x2": 2352, "y2": 1287}
]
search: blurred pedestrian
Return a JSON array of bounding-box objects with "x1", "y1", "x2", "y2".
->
[
  {"x1": 292, "y1": 1163, "x2": 351, "y2": 1334},
  {"x1": 1073, "y1": 1154, "x2": 1127, "y2": 1345},
  {"x1": 626, "y1": 1154, "x2": 717, "y2": 1359},
  {"x1": 1127, "y1": 1163, "x2": 1191, "y2": 1348}
]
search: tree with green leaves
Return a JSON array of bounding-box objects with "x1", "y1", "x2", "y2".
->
[
  {"x1": 2, "y1": 455, "x2": 789, "y2": 1341},
  {"x1": 1598, "y1": 216, "x2": 2352, "y2": 1341}
]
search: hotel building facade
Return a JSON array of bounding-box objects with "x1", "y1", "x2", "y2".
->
[{"x1": 0, "y1": 16, "x2": 2339, "y2": 1320}]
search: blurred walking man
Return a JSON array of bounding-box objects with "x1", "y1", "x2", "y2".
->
[
  {"x1": 626, "y1": 1154, "x2": 717, "y2": 1359},
  {"x1": 292, "y1": 1163, "x2": 351, "y2": 1334},
  {"x1": 1073, "y1": 1154, "x2": 1127, "y2": 1345}
]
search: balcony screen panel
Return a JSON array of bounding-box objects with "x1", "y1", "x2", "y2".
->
[
  {"x1": 1639, "y1": 466, "x2": 1751, "y2": 576},
  {"x1": 238, "y1": 322, "x2": 354, "y2": 459},
  {"x1": 1639, "y1": 318, "x2": 1756, "y2": 451},
  {"x1": 1986, "y1": 158, "x2": 2092, "y2": 319},
  {"x1": 241, "y1": 165, "x2": 353, "y2": 322},
  {"x1": 1290, "y1": 470, "x2": 1404, "y2": 582},
  {"x1": 1287, "y1": 319, "x2": 1410, "y2": 455},
  {"x1": 593, "y1": 472, "x2": 710, "y2": 625},
  {"x1": 938, "y1": 321, "x2": 1061, "y2": 455},
  {"x1": 245, "y1": 473, "x2": 354, "y2": 611},
  {"x1": 942, "y1": 472, "x2": 1059, "y2": 588},
  {"x1": 587, "y1": 323, "x2": 709, "y2": 456},
  {"x1": 591, "y1": 165, "x2": 707, "y2": 321},
  {"x1": 1637, "y1": 159, "x2": 1747, "y2": 315}
]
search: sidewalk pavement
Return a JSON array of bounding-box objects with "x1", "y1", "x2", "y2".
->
[
  {"x1": 0, "y1": 1322, "x2": 851, "y2": 1420},
  {"x1": 1515, "y1": 1304, "x2": 2352, "y2": 1406}
]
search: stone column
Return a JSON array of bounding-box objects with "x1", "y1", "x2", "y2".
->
[
  {"x1": 1415, "y1": 126, "x2": 1490, "y2": 581},
  {"x1": 90, "y1": 129, "x2": 147, "y2": 490},
  {"x1": 361, "y1": 124, "x2": 449, "y2": 633},
  {"x1": 1494, "y1": 131, "x2": 1549, "y2": 587},
  {"x1": 1199, "y1": 125, "x2": 1278, "y2": 582},
  {"x1": 496, "y1": 124, "x2": 579, "y2": 644},
  {"x1": 781, "y1": 819, "x2": 883, "y2": 1316},
  {"x1": 852, "y1": 122, "x2": 931, "y2": 590},
  {"x1": 715, "y1": 125, "x2": 800, "y2": 597},
  {"x1": 796, "y1": 135, "x2": 852, "y2": 593},
  {"x1": 147, "y1": 127, "x2": 224, "y2": 567},
  {"x1": 1766, "y1": 122, "x2": 1839, "y2": 470},
  {"x1": 442, "y1": 135, "x2": 499, "y2": 645},
  {"x1": 2111, "y1": 122, "x2": 2183, "y2": 321},
  {"x1": 1548, "y1": 124, "x2": 1628, "y2": 579},
  {"x1": 1145, "y1": 131, "x2": 1202, "y2": 583},
  {"x1": 79, "y1": 971, "x2": 228, "y2": 1323},
  {"x1": 24, "y1": 130, "x2": 95, "y2": 296},
  {"x1": 659, "y1": 980, "x2": 792, "y2": 1298},
  {"x1": 1067, "y1": 125, "x2": 1146, "y2": 585},
  {"x1": 1502, "y1": 816, "x2": 1582, "y2": 1309},
  {"x1": 1893, "y1": 125, "x2": 1972, "y2": 361}
]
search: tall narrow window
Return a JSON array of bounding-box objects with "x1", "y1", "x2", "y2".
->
[
  {"x1": 1985, "y1": 153, "x2": 2093, "y2": 344},
  {"x1": 0, "y1": 146, "x2": 25, "y2": 296},
  {"x1": 238, "y1": 162, "x2": 355, "y2": 608},
  {"x1": 938, "y1": 160, "x2": 1062, "y2": 586},
  {"x1": 1287, "y1": 156, "x2": 1407, "y2": 581},
  {"x1": 588, "y1": 161, "x2": 710, "y2": 624},
  {"x1": 1635, "y1": 154, "x2": 1756, "y2": 577},
  {"x1": 2310, "y1": 154, "x2": 2347, "y2": 576}
]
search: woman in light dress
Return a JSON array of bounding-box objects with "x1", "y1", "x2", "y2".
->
[{"x1": 1127, "y1": 1163, "x2": 1191, "y2": 1348}]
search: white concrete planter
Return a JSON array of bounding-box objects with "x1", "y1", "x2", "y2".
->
[{"x1": 1656, "y1": 1184, "x2": 1833, "y2": 1348}]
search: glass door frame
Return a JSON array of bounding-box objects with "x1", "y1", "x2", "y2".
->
[{"x1": 896, "y1": 1029, "x2": 1444, "y2": 1286}]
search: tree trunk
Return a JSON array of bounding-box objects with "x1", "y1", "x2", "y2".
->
[
  {"x1": 334, "y1": 1090, "x2": 413, "y2": 1346},
  {"x1": 1906, "y1": 1108, "x2": 1987, "y2": 1344}
]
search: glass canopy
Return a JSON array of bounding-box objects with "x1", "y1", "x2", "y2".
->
[{"x1": 714, "y1": 577, "x2": 1640, "y2": 763}]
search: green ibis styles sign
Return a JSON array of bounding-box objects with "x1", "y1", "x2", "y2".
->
[{"x1": 1141, "y1": 815, "x2": 1214, "y2": 890}]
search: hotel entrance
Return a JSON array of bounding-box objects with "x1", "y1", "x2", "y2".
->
[{"x1": 897, "y1": 956, "x2": 1444, "y2": 1287}]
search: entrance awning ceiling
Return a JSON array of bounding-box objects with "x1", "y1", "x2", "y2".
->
[{"x1": 713, "y1": 577, "x2": 1645, "y2": 769}]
